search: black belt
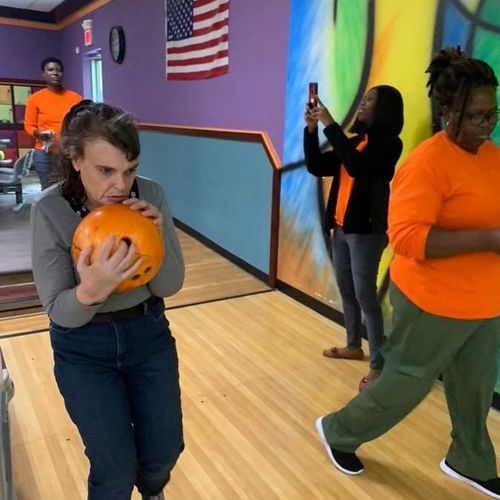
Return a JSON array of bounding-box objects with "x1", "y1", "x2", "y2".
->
[{"x1": 91, "y1": 296, "x2": 161, "y2": 324}]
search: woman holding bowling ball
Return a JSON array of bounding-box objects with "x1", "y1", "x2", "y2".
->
[{"x1": 30, "y1": 101, "x2": 184, "y2": 500}]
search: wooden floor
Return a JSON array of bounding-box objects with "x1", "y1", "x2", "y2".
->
[
  {"x1": 0, "y1": 171, "x2": 269, "y2": 315},
  {"x1": 1, "y1": 200, "x2": 499, "y2": 498},
  {"x1": 3, "y1": 295, "x2": 500, "y2": 499},
  {"x1": 0, "y1": 227, "x2": 270, "y2": 317}
]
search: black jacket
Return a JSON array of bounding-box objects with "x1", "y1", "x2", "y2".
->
[{"x1": 304, "y1": 123, "x2": 403, "y2": 234}]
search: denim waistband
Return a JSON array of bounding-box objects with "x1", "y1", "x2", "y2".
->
[{"x1": 91, "y1": 296, "x2": 162, "y2": 324}]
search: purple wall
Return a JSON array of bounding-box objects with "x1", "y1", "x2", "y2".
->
[
  {"x1": 0, "y1": 0, "x2": 290, "y2": 158},
  {"x1": 0, "y1": 25, "x2": 59, "y2": 81}
]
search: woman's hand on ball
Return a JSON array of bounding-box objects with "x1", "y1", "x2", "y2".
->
[
  {"x1": 122, "y1": 198, "x2": 163, "y2": 231},
  {"x1": 75, "y1": 235, "x2": 143, "y2": 305}
]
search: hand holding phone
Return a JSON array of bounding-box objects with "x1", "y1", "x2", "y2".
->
[{"x1": 308, "y1": 82, "x2": 318, "y2": 108}]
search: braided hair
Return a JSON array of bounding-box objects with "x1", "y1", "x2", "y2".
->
[{"x1": 425, "y1": 47, "x2": 498, "y2": 136}]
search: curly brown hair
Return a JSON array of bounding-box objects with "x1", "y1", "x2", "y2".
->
[{"x1": 54, "y1": 100, "x2": 140, "y2": 205}]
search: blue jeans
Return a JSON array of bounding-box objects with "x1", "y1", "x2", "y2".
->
[
  {"x1": 49, "y1": 298, "x2": 183, "y2": 500},
  {"x1": 332, "y1": 226, "x2": 388, "y2": 369},
  {"x1": 33, "y1": 149, "x2": 54, "y2": 190}
]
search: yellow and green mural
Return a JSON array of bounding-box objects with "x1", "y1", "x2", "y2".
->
[{"x1": 279, "y1": 0, "x2": 500, "y2": 386}]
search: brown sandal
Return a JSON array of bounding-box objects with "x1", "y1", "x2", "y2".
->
[
  {"x1": 322, "y1": 346, "x2": 364, "y2": 360},
  {"x1": 358, "y1": 369, "x2": 381, "y2": 392}
]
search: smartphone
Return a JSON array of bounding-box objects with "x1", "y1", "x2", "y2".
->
[{"x1": 308, "y1": 82, "x2": 318, "y2": 108}]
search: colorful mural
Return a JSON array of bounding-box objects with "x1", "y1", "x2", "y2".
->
[{"x1": 279, "y1": 0, "x2": 500, "y2": 382}]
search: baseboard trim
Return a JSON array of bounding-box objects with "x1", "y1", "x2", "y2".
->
[
  {"x1": 173, "y1": 218, "x2": 270, "y2": 286},
  {"x1": 276, "y1": 280, "x2": 345, "y2": 327}
]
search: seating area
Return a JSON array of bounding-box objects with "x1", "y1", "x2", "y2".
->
[
  {"x1": 0, "y1": 149, "x2": 34, "y2": 212},
  {"x1": 0, "y1": 139, "x2": 12, "y2": 168}
]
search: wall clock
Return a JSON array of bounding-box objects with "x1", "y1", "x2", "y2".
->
[{"x1": 109, "y1": 25, "x2": 126, "y2": 64}]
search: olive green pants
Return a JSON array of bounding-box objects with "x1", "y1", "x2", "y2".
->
[{"x1": 322, "y1": 284, "x2": 500, "y2": 480}]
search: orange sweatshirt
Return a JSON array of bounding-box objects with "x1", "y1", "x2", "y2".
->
[
  {"x1": 388, "y1": 131, "x2": 500, "y2": 319},
  {"x1": 24, "y1": 88, "x2": 82, "y2": 150}
]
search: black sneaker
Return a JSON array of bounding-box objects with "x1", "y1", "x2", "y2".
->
[
  {"x1": 315, "y1": 416, "x2": 364, "y2": 475},
  {"x1": 440, "y1": 459, "x2": 500, "y2": 498}
]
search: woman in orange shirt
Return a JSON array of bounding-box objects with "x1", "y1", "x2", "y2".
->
[
  {"x1": 24, "y1": 57, "x2": 82, "y2": 190},
  {"x1": 314, "y1": 48, "x2": 500, "y2": 498}
]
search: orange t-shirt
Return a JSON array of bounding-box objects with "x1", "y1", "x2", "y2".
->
[
  {"x1": 24, "y1": 88, "x2": 82, "y2": 150},
  {"x1": 334, "y1": 135, "x2": 368, "y2": 226},
  {"x1": 388, "y1": 131, "x2": 500, "y2": 319}
]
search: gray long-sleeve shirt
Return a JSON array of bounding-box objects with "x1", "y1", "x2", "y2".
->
[{"x1": 30, "y1": 176, "x2": 185, "y2": 327}]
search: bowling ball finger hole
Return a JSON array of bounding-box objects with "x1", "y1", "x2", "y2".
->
[
  {"x1": 144, "y1": 266, "x2": 152, "y2": 274},
  {"x1": 131, "y1": 274, "x2": 141, "y2": 281},
  {"x1": 121, "y1": 237, "x2": 132, "y2": 247}
]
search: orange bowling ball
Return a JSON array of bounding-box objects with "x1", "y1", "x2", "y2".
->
[{"x1": 71, "y1": 204, "x2": 164, "y2": 293}]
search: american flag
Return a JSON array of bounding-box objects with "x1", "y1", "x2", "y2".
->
[{"x1": 166, "y1": 0, "x2": 229, "y2": 80}]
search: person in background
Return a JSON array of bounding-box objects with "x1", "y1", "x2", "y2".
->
[
  {"x1": 30, "y1": 101, "x2": 185, "y2": 500},
  {"x1": 315, "y1": 47, "x2": 500, "y2": 498},
  {"x1": 304, "y1": 85, "x2": 404, "y2": 391},
  {"x1": 24, "y1": 56, "x2": 82, "y2": 190}
]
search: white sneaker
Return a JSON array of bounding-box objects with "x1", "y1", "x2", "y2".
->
[{"x1": 440, "y1": 458, "x2": 500, "y2": 498}]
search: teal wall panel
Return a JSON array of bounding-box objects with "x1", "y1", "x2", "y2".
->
[{"x1": 139, "y1": 131, "x2": 273, "y2": 275}]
